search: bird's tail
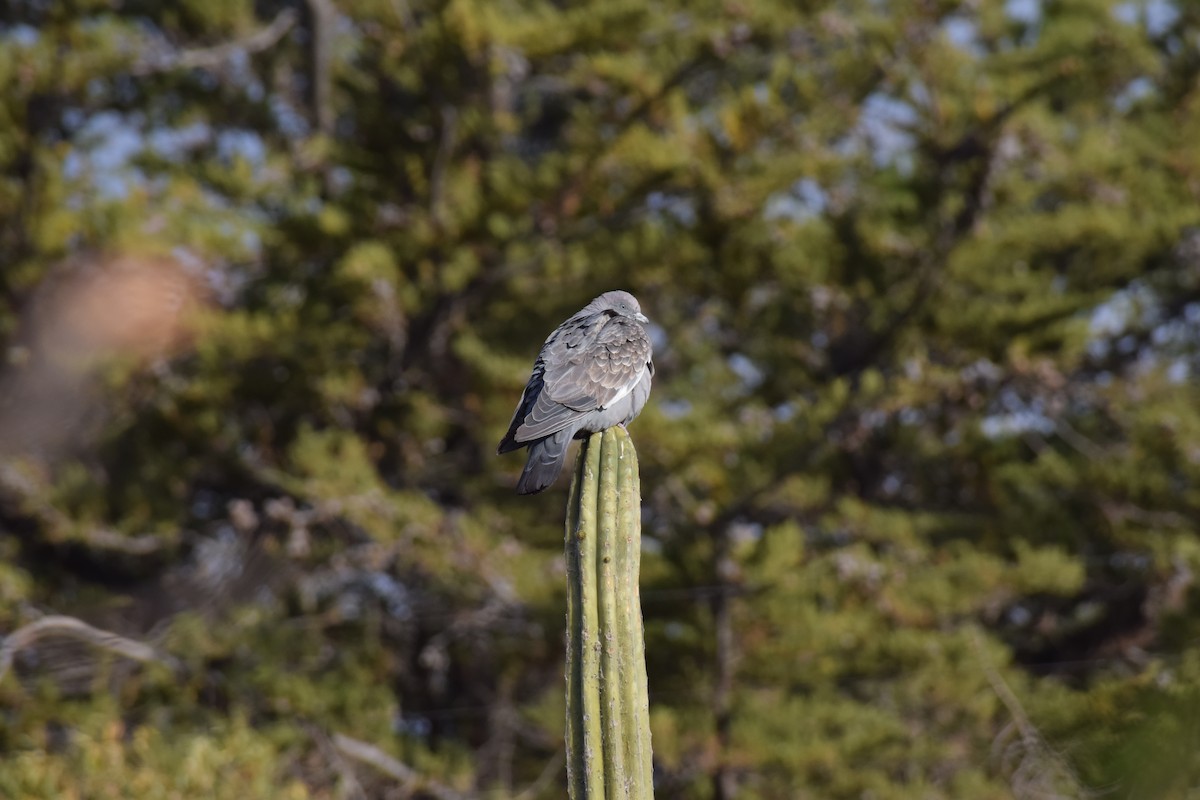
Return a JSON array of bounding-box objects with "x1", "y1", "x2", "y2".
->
[{"x1": 517, "y1": 429, "x2": 571, "y2": 494}]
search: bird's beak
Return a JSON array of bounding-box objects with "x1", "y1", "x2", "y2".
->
[{"x1": 635, "y1": 312, "x2": 649, "y2": 324}]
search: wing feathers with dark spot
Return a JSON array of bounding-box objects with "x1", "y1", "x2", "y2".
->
[
  {"x1": 498, "y1": 290, "x2": 654, "y2": 493},
  {"x1": 510, "y1": 318, "x2": 649, "y2": 442}
]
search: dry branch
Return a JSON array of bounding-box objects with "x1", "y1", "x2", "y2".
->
[
  {"x1": 132, "y1": 9, "x2": 298, "y2": 76},
  {"x1": 332, "y1": 733, "x2": 470, "y2": 800},
  {"x1": 970, "y1": 629, "x2": 1093, "y2": 800},
  {"x1": 305, "y1": 0, "x2": 337, "y2": 137},
  {"x1": 0, "y1": 615, "x2": 177, "y2": 683}
]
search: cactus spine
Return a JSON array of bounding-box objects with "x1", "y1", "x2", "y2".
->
[{"x1": 565, "y1": 426, "x2": 654, "y2": 799}]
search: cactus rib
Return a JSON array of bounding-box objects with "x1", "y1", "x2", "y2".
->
[{"x1": 565, "y1": 426, "x2": 654, "y2": 799}]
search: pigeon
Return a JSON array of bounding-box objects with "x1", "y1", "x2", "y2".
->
[{"x1": 498, "y1": 290, "x2": 654, "y2": 494}]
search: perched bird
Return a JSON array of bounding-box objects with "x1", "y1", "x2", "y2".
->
[{"x1": 498, "y1": 290, "x2": 654, "y2": 494}]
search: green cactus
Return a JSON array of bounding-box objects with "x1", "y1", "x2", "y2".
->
[{"x1": 565, "y1": 426, "x2": 654, "y2": 800}]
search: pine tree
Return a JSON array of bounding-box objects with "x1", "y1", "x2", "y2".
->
[{"x1": 2, "y1": 1, "x2": 1199, "y2": 797}]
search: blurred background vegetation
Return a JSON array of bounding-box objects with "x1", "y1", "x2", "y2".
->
[{"x1": 1, "y1": 0, "x2": 1199, "y2": 797}]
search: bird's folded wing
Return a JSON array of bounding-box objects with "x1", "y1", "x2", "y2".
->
[
  {"x1": 497, "y1": 364, "x2": 544, "y2": 453},
  {"x1": 514, "y1": 318, "x2": 650, "y2": 442}
]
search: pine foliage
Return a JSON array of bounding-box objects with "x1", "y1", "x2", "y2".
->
[{"x1": 2, "y1": 1, "x2": 1200, "y2": 797}]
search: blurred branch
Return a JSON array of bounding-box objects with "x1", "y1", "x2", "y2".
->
[
  {"x1": 309, "y1": 726, "x2": 369, "y2": 800},
  {"x1": 332, "y1": 733, "x2": 471, "y2": 800},
  {"x1": 826, "y1": 97, "x2": 1020, "y2": 380},
  {"x1": 78, "y1": 527, "x2": 166, "y2": 555},
  {"x1": 970, "y1": 629, "x2": 1094, "y2": 799},
  {"x1": 512, "y1": 750, "x2": 564, "y2": 800},
  {"x1": 1052, "y1": 418, "x2": 1107, "y2": 462},
  {"x1": 543, "y1": 50, "x2": 712, "y2": 228},
  {"x1": 0, "y1": 465, "x2": 167, "y2": 558},
  {"x1": 971, "y1": 628, "x2": 1038, "y2": 744},
  {"x1": 711, "y1": 526, "x2": 738, "y2": 800},
  {"x1": 389, "y1": 0, "x2": 416, "y2": 30},
  {"x1": 0, "y1": 615, "x2": 177, "y2": 683},
  {"x1": 1099, "y1": 501, "x2": 1190, "y2": 530},
  {"x1": 132, "y1": 9, "x2": 298, "y2": 76},
  {"x1": 827, "y1": 78, "x2": 1063, "y2": 380},
  {"x1": 305, "y1": 0, "x2": 336, "y2": 138},
  {"x1": 430, "y1": 106, "x2": 460, "y2": 227}
]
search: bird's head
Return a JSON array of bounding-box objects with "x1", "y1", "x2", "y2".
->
[{"x1": 595, "y1": 290, "x2": 649, "y2": 324}]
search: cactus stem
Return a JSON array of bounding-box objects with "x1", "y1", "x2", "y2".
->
[{"x1": 565, "y1": 427, "x2": 654, "y2": 799}]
